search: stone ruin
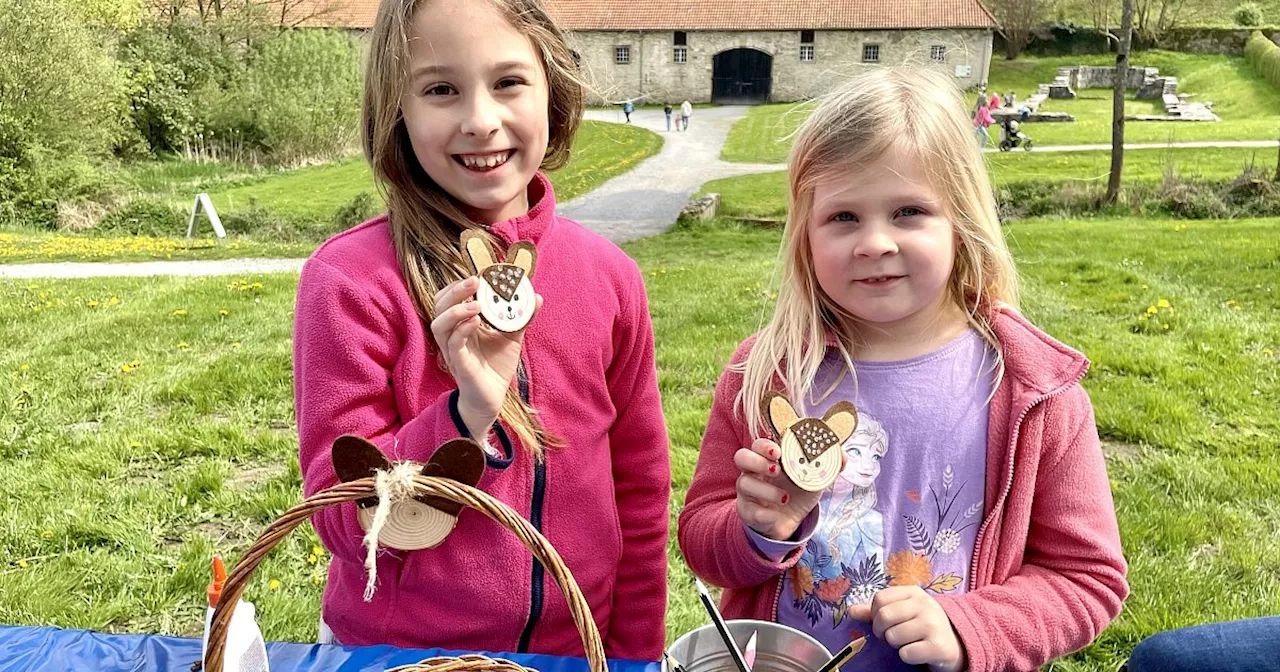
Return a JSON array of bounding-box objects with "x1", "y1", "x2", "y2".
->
[{"x1": 1039, "y1": 65, "x2": 1219, "y2": 122}]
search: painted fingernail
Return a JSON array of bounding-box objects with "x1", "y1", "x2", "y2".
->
[
  {"x1": 770, "y1": 448, "x2": 779, "y2": 458},
  {"x1": 769, "y1": 464, "x2": 778, "y2": 475},
  {"x1": 781, "y1": 494, "x2": 789, "y2": 504}
]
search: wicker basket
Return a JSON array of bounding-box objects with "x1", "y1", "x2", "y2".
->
[{"x1": 204, "y1": 475, "x2": 607, "y2": 672}]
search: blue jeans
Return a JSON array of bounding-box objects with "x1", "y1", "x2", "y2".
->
[
  {"x1": 666, "y1": 112, "x2": 672, "y2": 131},
  {"x1": 1127, "y1": 617, "x2": 1280, "y2": 672}
]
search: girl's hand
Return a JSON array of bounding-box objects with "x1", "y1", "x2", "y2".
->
[
  {"x1": 848, "y1": 586, "x2": 967, "y2": 672},
  {"x1": 734, "y1": 438, "x2": 838, "y2": 540},
  {"x1": 430, "y1": 276, "x2": 541, "y2": 438}
]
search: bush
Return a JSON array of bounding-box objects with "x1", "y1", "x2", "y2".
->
[
  {"x1": 96, "y1": 199, "x2": 187, "y2": 237},
  {"x1": 0, "y1": 0, "x2": 127, "y2": 222},
  {"x1": 1245, "y1": 31, "x2": 1280, "y2": 89},
  {"x1": 212, "y1": 30, "x2": 363, "y2": 164},
  {"x1": 332, "y1": 192, "x2": 381, "y2": 229},
  {"x1": 1233, "y1": 3, "x2": 1264, "y2": 26}
]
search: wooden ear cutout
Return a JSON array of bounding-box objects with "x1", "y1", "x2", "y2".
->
[
  {"x1": 461, "y1": 230, "x2": 495, "y2": 275},
  {"x1": 822, "y1": 401, "x2": 859, "y2": 444},
  {"x1": 763, "y1": 392, "x2": 800, "y2": 438},
  {"x1": 417, "y1": 438, "x2": 486, "y2": 516},
  {"x1": 508, "y1": 242, "x2": 537, "y2": 279},
  {"x1": 332, "y1": 434, "x2": 401, "y2": 508}
]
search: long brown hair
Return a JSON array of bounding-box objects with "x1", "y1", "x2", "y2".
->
[{"x1": 363, "y1": 0, "x2": 585, "y2": 456}]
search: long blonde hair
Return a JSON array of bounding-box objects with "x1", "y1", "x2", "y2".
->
[
  {"x1": 739, "y1": 67, "x2": 1019, "y2": 434},
  {"x1": 363, "y1": 0, "x2": 585, "y2": 456}
]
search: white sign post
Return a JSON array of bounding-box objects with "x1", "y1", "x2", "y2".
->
[{"x1": 186, "y1": 193, "x2": 227, "y2": 240}]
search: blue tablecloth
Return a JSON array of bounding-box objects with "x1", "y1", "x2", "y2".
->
[{"x1": 0, "y1": 625, "x2": 663, "y2": 672}]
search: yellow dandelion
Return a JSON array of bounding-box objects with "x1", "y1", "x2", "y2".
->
[
  {"x1": 17, "y1": 560, "x2": 28, "y2": 569},
  {"x1": 313, "y1": 546, "x2": 325, "y2": 557},
  {"x1": 19, "y1": 364, "x2": 29, "y2": 372},
  {"x1": 128, "y1": 441, "x2": 142, "y2": 449},
  {"x1": 307, "y1": 553, "x2": 318, "y2": 564},
  {"x1": 107, "y1": 296, "x2": 120, "y2": 306},
  {"x1": 1157, "y1": 299, "x2": 1170, "y2": 309},
  {"x1": 312, "y1": 575, "x2": 324, "y2": 586},
  {"x1": 86, "y1": 299, "x2": 99, "y2": 308},
  {"x1": 172, "y1": 309, "x2": 188, "y2": 317},
  {"x1": 231, "y1": 342, "x2": 242, "y2": 349},
  {"x1": 219, "y1": 309, "x2": 230, "y2": 317},
  {"x1": 269, "y1": 579, "x2": 281, "y2": 591},
  {"x1": 1263, "y1": 349, "x2": 1274, "y2": 357},
  {"x1": 40, "y1": 530, "x2": 53, "y2": 540},
  {"x1": 176, "y1": 341, "x2": 190, "y2": 350}
]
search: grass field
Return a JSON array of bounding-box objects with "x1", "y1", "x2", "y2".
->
[
  {"x1": 721, "y1": 51, "x2": 1280, "y2": 163},
  {"x1": 3, "y1": 194, "x2": 1277, "y2": 669},
  {"x1": 0, "y1": 120, "x2": 663, "y2": 264}
]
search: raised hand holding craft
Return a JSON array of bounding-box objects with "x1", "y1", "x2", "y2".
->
[
  {"x1": 461, "y1": 230, "x2": 538, "y2": 333},
  {"x1": 762, "y1": 392, "x2": 858, "y2": 492}
]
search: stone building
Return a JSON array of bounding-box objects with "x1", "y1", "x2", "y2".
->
[{"x1": 306, "y1": 0, "x2": 997, "y2": 104}]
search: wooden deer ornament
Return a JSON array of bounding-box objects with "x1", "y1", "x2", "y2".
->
[
  {"x1": 332, "y1": 435, "x2": 485, "y2": 550},
  {"x1": 461, "y1": 230, "x2": 538, "y2": 333},
  {"x1": 763, "y1": 392, "x2": 858, "y2": 492}
]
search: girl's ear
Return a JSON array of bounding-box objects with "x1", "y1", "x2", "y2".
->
[
  {"x1": 461, "y1": 230, "x2": 495, "y2": 275},
  {"x1": 822, "y1": 401, "x2": 859, "y2": 444},
  {"x1": 509, "y1": 242, "x2": 537, "y2": 278},
  {"x1": 764, "y1": 391, "x2": 800, "y2": 437}
]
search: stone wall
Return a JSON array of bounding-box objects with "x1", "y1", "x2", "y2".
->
[{"x1": 568, "y1": 28, "x2": 993, "y2": 104}]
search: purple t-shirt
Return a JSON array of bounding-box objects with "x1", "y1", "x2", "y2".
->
[{"x1": 747, "y1": 329, "x2": 993, "y2": 671}]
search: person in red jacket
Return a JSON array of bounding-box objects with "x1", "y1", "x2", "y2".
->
[
  {"x1": 293, "y1": 0, "x2": 669, "y2": 660},
  {"x1": 679, "y1": 67, "x2": 1129, "y2": 672}
]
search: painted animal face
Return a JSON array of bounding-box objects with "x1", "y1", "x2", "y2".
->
[
  {"x1": 332, "y1": 435, "x2": 485, "y2": 550},
  {"x1": 462, "y1": 230, "x2": 538, "y2": 333},
  {"x1": 764, "y1": 393, "x2": 858, "y2": 492}
]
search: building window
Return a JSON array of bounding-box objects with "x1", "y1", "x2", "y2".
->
[
  {"x1": 931, "y1": 45, "x2": 947, "y2": 61},
  {"x1": 674, "y1": 46, "x2": 688, "y2": 63},
  {"x1": 799, "y1": 45, "x2": 815, "y2": 61},
  {"x1": 674, "y1": 31, "x2": 687, "y2": 46},
  {"x1": 615, "y1": 45, "x2": 630, "y2": 64},
  {"x1": 800, "y1": 30, "x2": 815, "y2": 44},
  {"x1": 862, "y1": 44, "x2": 880, "y2": 63}
]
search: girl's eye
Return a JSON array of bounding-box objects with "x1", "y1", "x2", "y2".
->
[
  {"x1": 425, "y1": 84, "x2": 456, "y2": 96},
  {"x1": 898, "y1": 206, "x2": 925, "y2": 217},
  {"x1": 874, "y1": 455, "x2": 882, "y2": 462},
  {"x1": 497, "y1": 78, "x2": 525, "y2": 90},
  {"x1": 832, "y1": 212, "x2": 857, "y2": 222}
]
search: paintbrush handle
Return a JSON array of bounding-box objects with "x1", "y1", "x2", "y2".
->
[
  {"x1": 696, "y1": 586, "x2": 751, "y2": 672},
  {"x1": 814, "y1": 637, "x2": 866, "y2": 672}
]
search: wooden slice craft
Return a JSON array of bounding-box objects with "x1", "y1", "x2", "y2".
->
[
  {"x1": 763, "y1": 392, "x2": 858, "y2": 492},
  {"x1": 332, "y1": 435, "x2": 485, "y2": 550},
  {"x1": 461, "y1": 230, "x2": 538, "y2": 333}
]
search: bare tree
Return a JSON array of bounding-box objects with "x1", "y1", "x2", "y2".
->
[
  {"x1": 253, "y1": 0, "x2": 342, "y2": 28},
  {"x1": 1134, "y1": 0, "x2": 1192, "y2": 40},
  {"x1": 985, "y1": 0, "x2": 1056, "y2": 58},
  {"x1": 1106, "y1": 0, "x2": 1135, "y2": 204}
]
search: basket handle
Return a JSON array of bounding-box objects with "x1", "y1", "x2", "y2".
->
[{"x1": 205, "y1": 475, "x2": 608, "y2": 672}]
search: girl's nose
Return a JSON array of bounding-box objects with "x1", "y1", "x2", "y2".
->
[
  {"x1": 461, "y1": 92, "x2": 501, "y2": 138},
  {"x1": 854, "y1": 225, "x2": 899, "y2": 258}
]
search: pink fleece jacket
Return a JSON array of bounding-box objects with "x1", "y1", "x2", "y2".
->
[
  {"x1": 293, "y1": 174, "x2": 670, "y2": 661},
  {"x1": 678, "y1": 308, "x2": 1129, "y2": 672}
]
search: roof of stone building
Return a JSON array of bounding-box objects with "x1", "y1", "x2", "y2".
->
[{"x1": 294, "y1": 0, "x2": 997, "y2": 30}]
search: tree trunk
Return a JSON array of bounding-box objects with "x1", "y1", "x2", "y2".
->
[{"x1": 1106, "y1": 0, "x2": 1136, "y2": 204}]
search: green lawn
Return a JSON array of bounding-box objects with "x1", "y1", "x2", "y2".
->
[
  {"x1": 201, "y1": 119, "x2": 663, "y2": 219},
  {"x1": 0, "y1": 120, "x2": 663, "y2": 264},
  {"x1": 2, "y1": 203, "x2": 1278, "y2": 670},
  {"x1": 698, "y1": 145, "x2": 1280, "y2": 220},
  {"x1": 721, "y1": 51, "x2": 1280, "y2": 163}
]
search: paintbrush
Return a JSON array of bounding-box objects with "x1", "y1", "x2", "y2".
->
[
  {"x1": 694, "y1": 578, "x2": 751, "y2": 672},
  {"x1": 663, "y1": 651, "x2": 688, "y2": 672},
  {"x1": 813, "y1": 636, "x2": 867, "y2": 672}
]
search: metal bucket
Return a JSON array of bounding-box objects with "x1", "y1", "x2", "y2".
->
[{"x1": 666, "y1": 619, "x2": 833, "y2": 672}]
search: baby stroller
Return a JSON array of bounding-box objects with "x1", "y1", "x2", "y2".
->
[{"x1": 999, "y1": 119, "x2": 1033, "y2": 152}]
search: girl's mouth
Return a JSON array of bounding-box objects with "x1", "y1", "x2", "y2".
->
[{"x1": 454, "y1": 150, "x2": 514, "y2": 173}]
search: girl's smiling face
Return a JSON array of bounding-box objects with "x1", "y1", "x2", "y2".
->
[{"x1": 400, "y1": 0, "x2": 550, "y2": 223}]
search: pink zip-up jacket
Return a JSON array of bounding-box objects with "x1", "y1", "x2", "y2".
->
[
  {"x1": 679, "y1": 308, "x2": 1129, "y2": 672},
  {"x1": 294, "y1": 174, "x2": 670, "y2": 661}
]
